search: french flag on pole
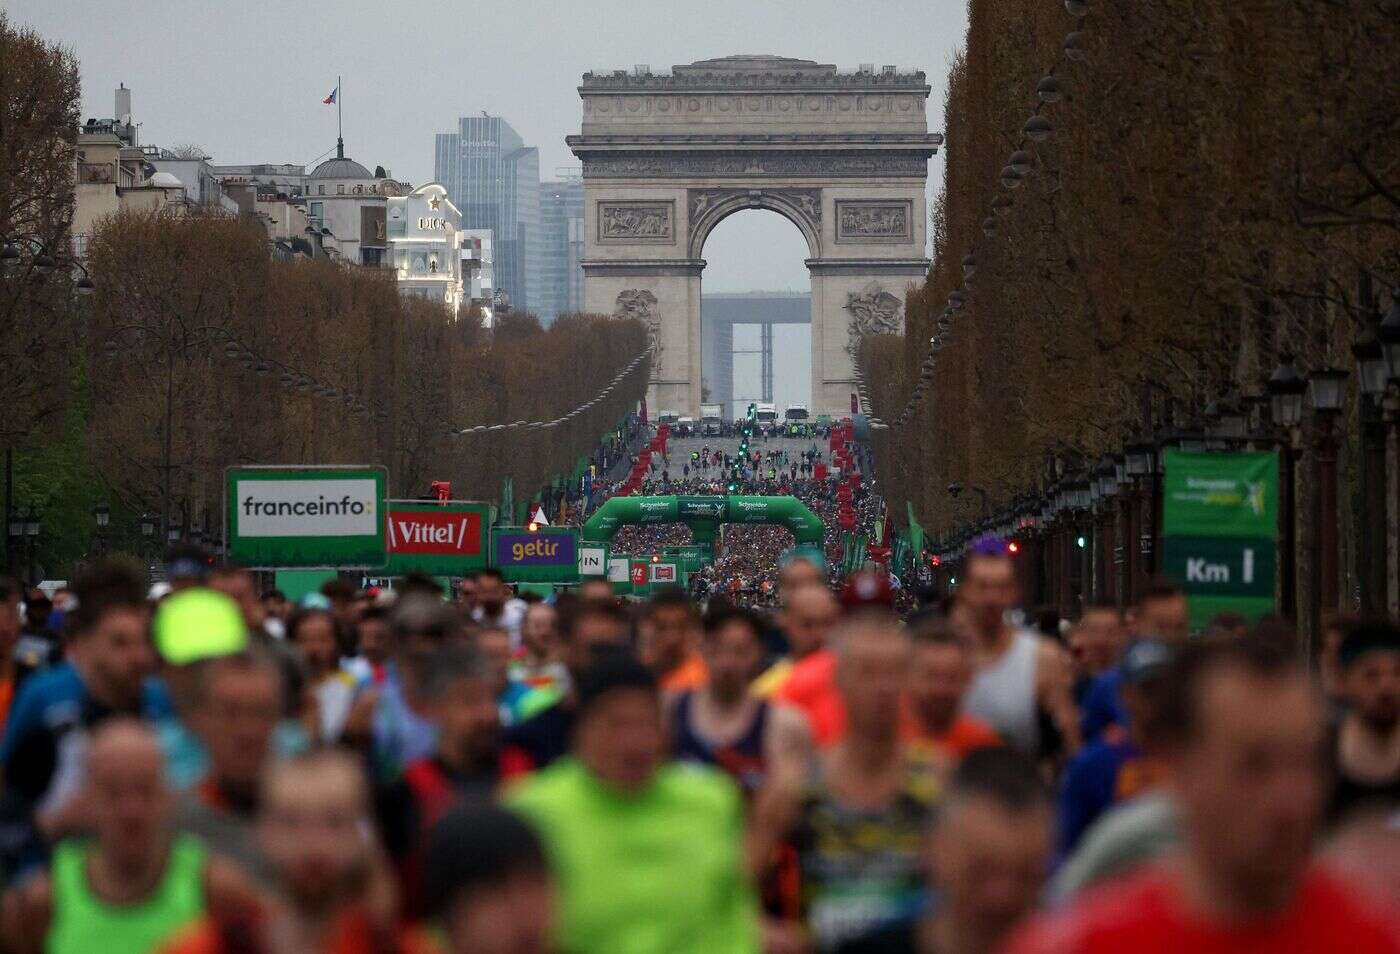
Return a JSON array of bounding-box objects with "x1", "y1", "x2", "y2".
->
[{"x1": 322, "y1": 87, "x2": 337, "y2": 105}]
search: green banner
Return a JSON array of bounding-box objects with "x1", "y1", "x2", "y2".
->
[
  {"x1": 226, "y1": 466, "x2": 388, "y2": 569},
  {"x1": 1161, "y1": 450, "x2": 1278, "y2": 629},
  {"x1": 1161, "y1": 449, "x2": 1277, "y2": 537},
  {"x1": 582, "y1": 495, "x2": 823, "y2": 545}
]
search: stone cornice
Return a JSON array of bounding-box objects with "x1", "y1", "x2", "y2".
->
[
  {"x1": 805, "y1": 257, "x2": 931, "y2": 275},
  {"x1": 579, "y1": 73, "x2": 929, "y2": 93},
  {"x1": 569, "y1": 133, "x2": 943, "y2": 151}
]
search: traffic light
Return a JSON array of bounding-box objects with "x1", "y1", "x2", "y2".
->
[
  {"x1": 527, "y1": 520, "x2": 540, "y2": 532},
  {"x1": 1008, "y1": 541, "x2": 1020, "y2": 554},
  {"x1": 930, "y1": 554, "x2": 942, "y2": 567},
  {"x1": 651, "y1": 554, "x2": 660, "y2": 563}
]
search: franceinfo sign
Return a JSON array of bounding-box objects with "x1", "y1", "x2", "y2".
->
[
  {"x1": 237, "y1": 480, "x2": 379, "y2": 536},
  {"x1": 226, "y1": 466, "x2": 388, "y2": 569}
]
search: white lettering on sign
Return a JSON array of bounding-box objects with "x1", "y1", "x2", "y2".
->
[
  {"x1": 1186, "y1": 557, "x2": 1230, "y2": 584},
  {"x1": 578, "y1": 547, "x2": 605, "y2": 575},
  {"x1": 237, "y1": 479, "x2": 378, "y2": 537}
]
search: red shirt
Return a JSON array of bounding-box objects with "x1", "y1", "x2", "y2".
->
[
  {"x1": 1003, "y1": 865, "x2": 1400, "y2": 954},
  {"x1": 777, "y1": 648, "x2": 844, "y2": 746}
]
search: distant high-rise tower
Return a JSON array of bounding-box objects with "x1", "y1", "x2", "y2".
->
[
  {"x1": 434, "y1": 115, "x2": 541, "y2": 318},
  {"x1": 538, "y1": 176, "x2": 584, "y2": 324}
]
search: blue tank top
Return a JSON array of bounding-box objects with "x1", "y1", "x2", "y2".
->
[{"x1": 671, "y1": 691, "x2": 769, "y2": 795}]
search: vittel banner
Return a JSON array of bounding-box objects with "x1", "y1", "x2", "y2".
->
[{"x1": 387, "y1": 509, "x2": 482, "y2": 556}]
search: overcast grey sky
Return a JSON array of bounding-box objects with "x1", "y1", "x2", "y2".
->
[{"x1": 12, "y1": 0, "x2": 966, "y2": 289}]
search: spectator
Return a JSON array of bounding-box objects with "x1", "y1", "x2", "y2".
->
[
  {"x1": 956, "y1": 538, "x2": 1078, "y2": 759},
  {"x1": 0, "y1": 558, "x2": 167, "y2": 880},
  {"x1": 1007, "y1": 635, "x2": 1400, "y2": 953},
  {"x1": 421, "y1": 804, "x2": 555, "y2": 954},
  {"x1": 638, "y1": 588, "x2": 708, "y2": 693},
  {"x1": 163, "y1": 750, "x2": 434, "y2": 953},
  {"x1": 508, "y1": 651, "x2": 760, "y2": 953},
  {"x1": 838, "y1": 747, "x2": 1052, "y2": 954},
  {"x1": 901, "y1": 617, "x2": 1001, "y2": 761},
  {"x1": 1328, "y1": 620, "x2": 1400, "y2": 824},
  {"x1": 1, "y1": 719, "x2": 253, "y2": 954}
]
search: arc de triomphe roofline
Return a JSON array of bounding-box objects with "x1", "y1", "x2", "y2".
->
[{"x1": 576, "y1": 55, "x2": 939, "y2": 417}]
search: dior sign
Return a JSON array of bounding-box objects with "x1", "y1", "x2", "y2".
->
[
  {"x1": 835, "y1": 200, "x2": 913, "y2": 243},
  {"x1": 598, "y1": 201, "x2": 674, "y2": 243}
]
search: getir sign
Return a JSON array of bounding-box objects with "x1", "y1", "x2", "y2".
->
[{"x1": 491, "y1": 528, "x2": 580, "y2": 584}]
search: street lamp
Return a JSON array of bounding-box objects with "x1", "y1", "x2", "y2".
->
[
  {"x1": 1379, "y1": 293, "x2": 1400, "y2": 380},
  {"x1": 94, "y1": 501, "x2": 111, "y2": 529},
  {"x1": 23, "y1": 508, "x2": 40, "y2": 539},
  {"x1": 1124, "y1": 442, "x2": 1155, "y2": 477},
  {"x1": 1352, "y1": 326, "x2": 1389, "y2": 398},
  {"x1": 140, "y1": 513, "x2": 157, "y2": 538},
  {"x1": 1267, "y1": 355, "x2": 1307, "y2": 429},
  {"x1": 1307, "y1": 368, "x2": 1350, "y2": 414}
]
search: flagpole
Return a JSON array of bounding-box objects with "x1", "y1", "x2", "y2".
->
[{"x1": 336, "y1": 74, "x2": 344, "y2": 158}]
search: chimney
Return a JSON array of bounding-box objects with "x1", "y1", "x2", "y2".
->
[{"x1": 115, "y1": 83, "x2": 131, "y2": 122}]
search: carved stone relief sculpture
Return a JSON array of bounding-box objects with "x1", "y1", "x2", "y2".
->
[
  {"x1": 835, "y1": 200, "x2": 912, "y2": 243},
  {"x1": 598, "y1": 202, "x2": 674, "y2": 243},
  {"x1": 844, "y1": 282, "x2": 904, "y2": 357},
  {"x1": 614, "y1": 289, "x2": 662, "y2": 362}
]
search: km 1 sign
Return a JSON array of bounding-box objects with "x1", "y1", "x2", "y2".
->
[
  {"x1": 226, "y1": 466, "x2": 387, "y2": 569},
  {"x1": 385, "y1": 500, "x2": 491, "y2": 577}
]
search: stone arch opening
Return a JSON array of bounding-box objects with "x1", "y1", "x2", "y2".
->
[{"x1": 699, "y1": 210, "x2": 812, "y2": 418}]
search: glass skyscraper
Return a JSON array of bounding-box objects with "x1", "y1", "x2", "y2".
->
[
  {"x1": 434, "y1": 115, "x2": 542, "y2": 319},
  {"x1": 538, "y1": 177, "x2": 584, "y2": 324}
]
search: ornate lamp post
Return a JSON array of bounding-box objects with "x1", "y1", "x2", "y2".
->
[
  {"x1": 1306, "y1": 368, "x2": 1348, "y2": 647},
  {"x1": 93, "y1": 501, "x2": 111, "y2": 557},
  {"x1": 1268, "y1": 354, "x2": 1307, "y2": 620},
  {"x1": 1354, "y1": 321, "x2": 1389, "y2": 614}
]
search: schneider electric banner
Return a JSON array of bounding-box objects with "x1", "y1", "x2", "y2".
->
[
  {"x1": 226, "y1": 466, "x2": 388, "y2": 569},
  {"x1": 1160, "y1": 449, "x2": 1278, "y2": 629}
]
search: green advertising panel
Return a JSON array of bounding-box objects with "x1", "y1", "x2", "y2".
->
[
  {"x1": 1161, "y1": 450, "x2": 1277, "y2": 538},
  {"x1": 491, "y1": 527, "x2": 581, "y2": 584},
  {"x1": 384, "y1": 500, "x2": 492, "y2": 577},
  {"x1": 1161, "y1": 450, "x2": 1278, "y2": 629},
  {"x1": 226, "y1": 466, "x2": 387, "y2": 569}
]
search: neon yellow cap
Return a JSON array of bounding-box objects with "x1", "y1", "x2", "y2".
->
[{"x1": 152, "y1": 588, "x2": 248, "y2": 665}]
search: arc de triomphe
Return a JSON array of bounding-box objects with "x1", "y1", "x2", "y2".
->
[{"x1": 569, "y1": 55, "x2": 942, "y2": 417}]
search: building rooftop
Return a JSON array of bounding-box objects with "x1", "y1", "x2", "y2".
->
[
  {"x1": 581, "y1": 55, "x2": 927, "y2": 90},
  {"x1": 309, "y1": 155, "x2": 373, "y2": 180}
]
